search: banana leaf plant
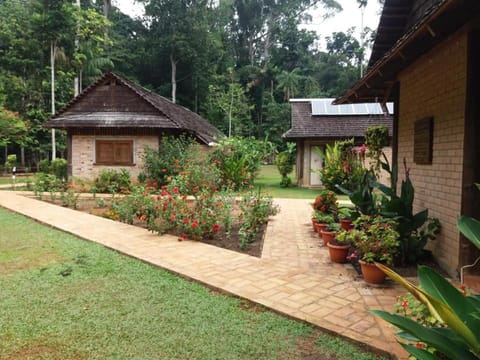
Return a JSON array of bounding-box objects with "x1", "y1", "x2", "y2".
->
[
  {"x1": 372, "y1": 264, "x2": 480, "y2": 359},
  {"x1": 457, "y1": 184, "x2": 480, "y2": 250}
]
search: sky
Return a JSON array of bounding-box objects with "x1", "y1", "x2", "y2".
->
[{"x1": 114, "y1": 0, "x2": 383, "y2": 50}]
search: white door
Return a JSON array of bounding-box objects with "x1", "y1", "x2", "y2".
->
[{"x1": 310, "y1": 146, "x2": 322, "y2": 186}]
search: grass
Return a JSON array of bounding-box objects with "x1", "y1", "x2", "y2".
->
[
  {"x1": 0, "y1": 207, "x2": 386, "y2": 360},
  {"x1": 255, "y1": 165, "x2": 349, "y2": 200}
]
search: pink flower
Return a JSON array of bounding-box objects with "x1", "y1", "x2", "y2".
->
[{"x1": 360, "y1": 144, "x2": 367, "y2": 154}]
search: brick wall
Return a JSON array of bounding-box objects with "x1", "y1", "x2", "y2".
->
[
  {"x1": 397, "y1": 31, "x2": 468, "y2": 276},
  {"x1": 71, "y1": 135, "x2": 159, "y2": 180}
]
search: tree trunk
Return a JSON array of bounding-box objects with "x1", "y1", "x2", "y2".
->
[
  {"x1": 74, "y1": 0, "x2": 81, "y2": 97},
  {"x1": 170, "y1": 54, "x2": 177, "y2": 103},
  {"x1": 51, "y1": 41, "x2": 56, "y2": 161},
  {"x1": 20, "y1": 146, "x2": 25, "y2": 166}
]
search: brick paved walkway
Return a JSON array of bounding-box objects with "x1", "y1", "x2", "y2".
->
[{"x1": 0, "y1": 191, "x2": 408, "y2": 359}]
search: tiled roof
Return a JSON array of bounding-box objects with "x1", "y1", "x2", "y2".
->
[
  {"x1": 283, "y1": 100, "x2": 393, "y2": 140},
  {"x1": 44, "y1": 72, "x2": 222, "y2": 145}
]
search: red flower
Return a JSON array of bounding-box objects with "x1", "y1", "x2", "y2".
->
[
  {"x1": 415, "y1": 342, "x2": 426, "y2": 349},
  {"x1": 401, "y1": 300, "x2": 409, "y2": 308},
  {"x1": 140, "y1": 214, "x2": 147, "y2": 221},
  {"x1": 191, "y1": 221, "x2": 198, "y2": 228},
  {"x1": 183, "y1": 218, "x2": 189, "y2": 224},
  {"x1": 213, "y1": 223, "x2": 220, "y2": 233},
  {"x1": 360, "y1": 144, "x2": 367, "y2": 154},
  {"x1": 173, "y1": 186, "x2": 179, "y2": 194}
]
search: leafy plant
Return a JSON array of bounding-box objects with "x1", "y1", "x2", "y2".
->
[
  {"x1": 275, "y1": 143, "x2": 295, "y2": 188},
  {"x1": 317, "y1": 139, "x2": 366, "y2": 192},
  {"x1": 373, "y1": 264, "x2": 480, "y2": 359},
  {"x1": 141, "y1": 134, "x2": 196, "y2": 186},
  {"x1": 314, "y1": 211, "x2": 335, "y2": 224},
  {"x1": 312, "y1": 190, "x2": 338, "y2": 214},
  {"x1": 365, "y1": 125, "x2": 390, "y2": 175},
  {"x1": 94, "y1": 168, "x2": 132, "y2": 193},
  {"x1": 50, "y1": 158, "x2": 68, "y2": 180},
  {"x1": 457, "y1": 183, "x2": 480, "y2": 250},
  {"x1": 376, "y1": 161, "x2": 441, "y2": 265},
  {"x1": 209, "y1": 136, "x2": 265, "y2": 190},
  {"x1": 335, "y1": 228, "x2": 364, "y2": 245},
  {"x1": 336, "y1": 171, "x2": 378, "y2": 216},
  {"x1": 352, "y1": 215, "x2": 400, "y2": 264}
]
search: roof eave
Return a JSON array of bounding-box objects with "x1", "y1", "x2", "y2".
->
[{"x1": 336, "y1": 0, "x2": 479, "y2": 104}]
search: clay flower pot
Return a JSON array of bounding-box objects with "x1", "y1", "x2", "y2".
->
[
  {"x1": 340, "y1": 219, "x2": 353, "y2": 230},
  {"x1": 326, "y1": 242, "x2": 350, "y2": 263},
  {"x1": 359, "y1": 260, "x2": 387, "y2": 285},
  {"x1": 311, "y1": 218, "x2": 318, "y2": 230},
  {"x1": 314, "y1": 222, "x2": 328, "y2": 235},
  {"x1": 320, "y1": 230, "x2": 336, "y2": 246}
]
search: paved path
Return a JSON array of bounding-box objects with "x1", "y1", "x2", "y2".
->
[{"x1": 0, "y1": 191, "x2": 408, "y2": 359}]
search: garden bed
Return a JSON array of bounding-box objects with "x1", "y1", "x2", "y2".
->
[{"x1": 43, "y1": 196, "x2": 267, "y2": 258}]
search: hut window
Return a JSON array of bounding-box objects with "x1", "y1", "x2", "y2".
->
[{"x1": 95, "y1": 140, "x2": 134, "y2": 165}]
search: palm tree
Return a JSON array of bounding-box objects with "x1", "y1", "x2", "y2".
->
[{"x1": 277, "y1": 68, "x2": 303, "y2": 100}]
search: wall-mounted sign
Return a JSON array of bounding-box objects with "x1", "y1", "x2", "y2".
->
[{"x1": 414, "y1": 117, "x2": 433, "y2": 165}]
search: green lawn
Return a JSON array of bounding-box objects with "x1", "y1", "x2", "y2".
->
[
  {"x1": 0, "y1": 207, "x2": 384, "y2": 360},
  {"x1": 255, "y1": 165, "x2": 348, "y2": 200}
]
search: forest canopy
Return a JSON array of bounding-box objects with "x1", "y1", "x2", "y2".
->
[{"x1": 0, "y1": 0, "x2": 372, "y2": 168}]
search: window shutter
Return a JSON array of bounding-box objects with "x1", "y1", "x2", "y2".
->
[{"x1": 96, "y1": 140, "x2": 133, "y2": 165}]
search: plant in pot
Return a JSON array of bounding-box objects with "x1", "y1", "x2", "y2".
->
[
  {"x1": 320, "y1": 222, "x2": 340, "y2": 246},
  {"x1": 327, "y1": 228, "x2": 363, "y2": 263},
  {"x1": 313, "y1": 211, "x2": 335, "y2": 234},
  {"x1": 337, "y1": 207, "x2": 356, "y2": 230},
  {"x1": 351, "y1": 216, "x2": 400, "y2": 284},
  {"x1": 311, "y1": 190, "x2": 338, "y2": 215}
]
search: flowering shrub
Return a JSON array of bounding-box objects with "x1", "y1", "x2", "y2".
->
[
  {"x1": 351, "y1": 215, "x2": 400, "y2": 264},
  {"x1": 94, "y1": 168, "x2": 132, "y2": 193},
  {"x1": 208, "y1": 136, "x2": 265, "y2": 190},
  {"x1": 312, "y1": 190, "x2": 338, "y2": 214},
  {"x1": 316, "y1": 139, "x2": 366, "y2": 192},
  {"x1": 238, "y1": 189, "x2": 279, "y2": 249},
  {"x1": 105, "y1": 183, "x2": 278, "y2": 249}
]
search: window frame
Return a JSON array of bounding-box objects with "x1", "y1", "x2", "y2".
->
[{"x1": 94, "y1": 139, "x2": 135, "y2": 166}]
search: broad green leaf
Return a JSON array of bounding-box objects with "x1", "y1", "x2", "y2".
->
[
  {"x1": 411, "y1": 209, "x2": 428, "y2": 229},
  {"x1": 458, "y1": 216, "x2": 480, "y2": 250},
  {"x1": 401, "y1": 343, "x2": 441, "y2": 360},
  {"x1": 372, "y1": 310, "x2": 477, "y2": 360},
  {"x1": 418, "y1": 266, "x2": 479, "y2": 328},
  {"x1": 378, "y1": 264, "x2": 480, "y2": 356}
]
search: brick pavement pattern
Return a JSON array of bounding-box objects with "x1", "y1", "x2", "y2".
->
[{"x1": 0, "y1": 191, "x2": 408, "y2": 359}]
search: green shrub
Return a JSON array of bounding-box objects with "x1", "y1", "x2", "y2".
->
[
  {"x1": 39, "y1": 159, "x2": 51, "y2": 173},
  {"x1": 94, "y1": 168, "x2": 132, "y2": 193},
  {"x1": 141, "y1": 134, "x2": 196, "y2": 186},
  {"x1": 209, "y1": 136, "x2": 264, "y2": 190},
  {"x1": 51, "y1": 158, "x2": 68, "y2": 179},
  {"x1": 275, "y1": 147, "x2": 295, "y2": 188},
  {"x1": 5, "y1": 154, "x2": 16, "y2": 173},
  {"x1": 317, "y1": 139, "x2": 366, "y2": 192}
]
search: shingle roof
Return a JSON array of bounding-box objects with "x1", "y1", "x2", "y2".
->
[
  {"x1": 283, "y1": 100, "x2": 393, "y2": 140},
  {"x1": 44, "y1": 72, "x2": 222, "y2": 145}
]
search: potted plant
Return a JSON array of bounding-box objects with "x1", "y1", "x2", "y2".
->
[
  {"x1": 337, "y1": 207, "x2": 355, "y2": 230},
  {"x1": 311, "y1": 190, "x2": 338, "y2": 215},
  {"x1": 351, "y1": 216, "x2": 400, "y2": 284},
  {"x1": 313, "y1": 211, "x2": 335, "y2": 234},
  {"x1": 327, "y1": 228, "x2": 363, "y2": 263},
  {"x1": 320, "y1": 222, "x2": 340, "y2": 246}
]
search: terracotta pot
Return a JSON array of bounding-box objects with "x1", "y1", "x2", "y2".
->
[
  {"x1": 359, "y1": 260, "x2": 386, "y2": 284},
  {"x1": 320, "y1": 230, "x2": 336, "y2": 246},
  {"x1": 311, "y1": 218, "x2": 318, "y2": 231},
  {"x1": 314, "y1": 222, "x2": 328, "y2": 234},
  {"x1": 340, "y1": 219, "x2": 353, "y2": 230},
  {"x1": 326, "y1": 242, "x2": 350, "y2": 263}
]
